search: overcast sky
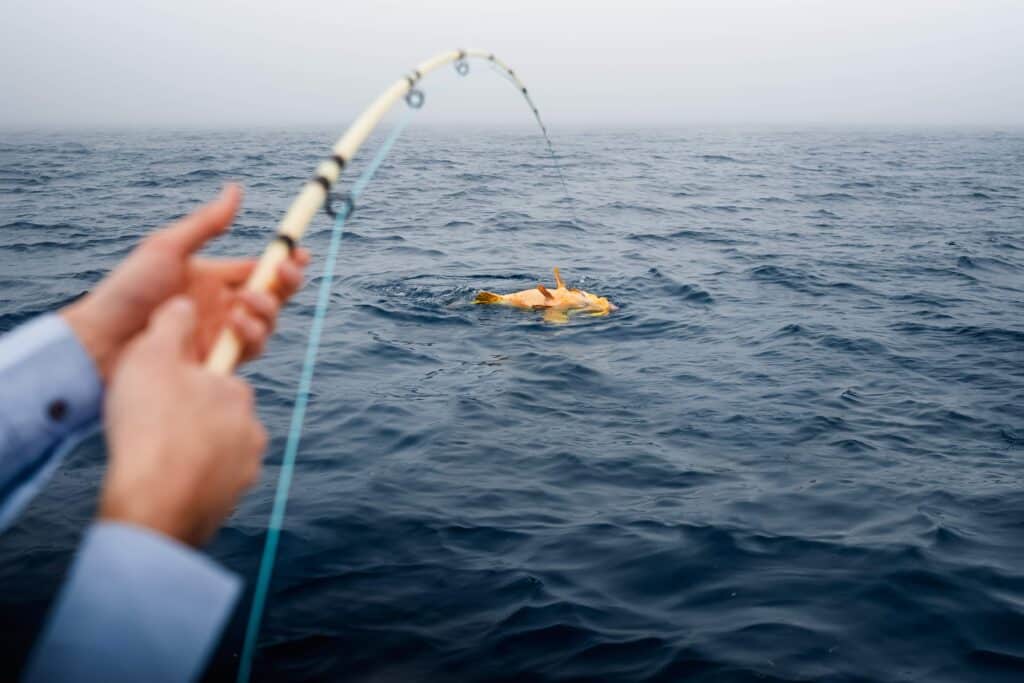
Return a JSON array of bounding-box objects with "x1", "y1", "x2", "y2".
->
[{"x1": 1, "y1": 0, "x2": 1021, "y2": 128}]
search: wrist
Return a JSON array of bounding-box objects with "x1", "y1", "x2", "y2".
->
[
  {"x1": 99, "y1": 487, "x2": 201, "y2": 548},
  {"x1": 61, "y1": 296, "x2": 123, "y2": 380}
]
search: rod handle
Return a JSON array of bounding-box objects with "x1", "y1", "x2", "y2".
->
[{"x1": 205, "y1": 239, "x2": 292, "y2": 375}]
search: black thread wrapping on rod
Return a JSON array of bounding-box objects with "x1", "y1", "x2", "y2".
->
[{"x1": 273, "y1": 233, "x2": 296, "y2": 254}]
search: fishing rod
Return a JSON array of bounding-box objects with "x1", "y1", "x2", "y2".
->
[
  {"x1": 205, "y1": 48, "x2": 561, "y2": 374},
  {"x1": 222, "y1": 49, "x2": 572, "y2": 682}
]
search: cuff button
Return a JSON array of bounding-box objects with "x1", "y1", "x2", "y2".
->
[{"x1": 48, "y1": 399, "x2": 68, "y2": 422}]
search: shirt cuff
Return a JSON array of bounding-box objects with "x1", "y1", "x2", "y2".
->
[
  {"x1": 23, "y1": 522, "x2": 241, "y2": 683},
  {"x1": 0, "y1": 313, "x2": 103, "y2": 486}
]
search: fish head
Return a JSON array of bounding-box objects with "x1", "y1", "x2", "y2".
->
[{"x1": 583, "y1": 292, "x2": 617, "y2": 315}]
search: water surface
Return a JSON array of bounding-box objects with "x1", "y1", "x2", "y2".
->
[{"x1": 0, "y1": 126, "x2": 1022, "y2": 681}]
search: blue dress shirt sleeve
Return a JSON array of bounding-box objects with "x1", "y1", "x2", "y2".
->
[
  {"x1": 22, "y1": 522, "x2": 242, "y2": 683},
  {"x1": 0, "y1": 313, "x2": 104, "y2": 529},
  {"x1": 2, "y1": 314, "x2": 244, "y2": 681}
]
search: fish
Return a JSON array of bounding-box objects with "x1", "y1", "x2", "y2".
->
[{"x1": 474, "y1": 267, "x2": 617, "y2": 323}]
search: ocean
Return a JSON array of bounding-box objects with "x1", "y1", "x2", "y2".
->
[{"x1": 0, "y1": 125, "x2": 1022, "y2": 681}]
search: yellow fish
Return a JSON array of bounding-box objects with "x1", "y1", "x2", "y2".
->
[{"x1": 474, "y1": 267, "x2": 617, "y2": 323}]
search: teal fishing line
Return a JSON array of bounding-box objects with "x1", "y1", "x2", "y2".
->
[
  {"x1": 237, "y1": 61, "x2": 576, "y2": 682},
  {"x1": 236, "y1": 107, "x2": 417, "y2": 683}
]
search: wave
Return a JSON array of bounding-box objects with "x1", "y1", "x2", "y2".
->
[{"x1": 2, "y1": 126, "x2": 1023, "y2": 683}]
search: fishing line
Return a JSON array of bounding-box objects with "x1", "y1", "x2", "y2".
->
[
  {"x1": 236, "y1": 105, "x2": 418, "y2": 683},
  {"x1": 231, "y1": 51, "x2": 575, "y2": 682},
  {"x1": 521, "y1": 93, "x2": 576, "y2": 224},
  {"x1": 485, "y1": 62, "x2": 577, "y2": 223},
  {"x1": 204, "y1": 49, "x2": 574, "y2": 375}
]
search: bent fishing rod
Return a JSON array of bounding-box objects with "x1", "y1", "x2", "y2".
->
[
  {"x1": 218, "y1": 49, "x2": 573, "y2": 682},
  {"x1": 205, "y1": 48, "x2": 564, "y2": 374}
]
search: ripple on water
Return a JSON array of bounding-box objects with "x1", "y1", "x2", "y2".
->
[{"x1": 1, "y1": 127, "x2": 1023, "y2": 682}]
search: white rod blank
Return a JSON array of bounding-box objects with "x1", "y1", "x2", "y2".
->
[{"x1": 205, "y1": 49, "x2": 529, "y2": 373}]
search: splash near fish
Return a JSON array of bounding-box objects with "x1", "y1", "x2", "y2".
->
[{"x1": 475, "y1": 267, "x2": 617, "y2": 323}]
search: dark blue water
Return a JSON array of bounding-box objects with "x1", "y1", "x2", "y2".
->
[{"x1": 1, "y1": 126, "x2": 1023, "y2": 682}]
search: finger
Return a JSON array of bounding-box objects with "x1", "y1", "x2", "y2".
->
[
  {"x1": 238, "y1": 290, "x2": 277, "y2": 330},
  {"x1": 241, "y1": 337, "x2": 266, "y2": 364},
  {"x1": 144, "y1": 296, "x2": 196, "y2": 358},
  {"x1": 275, "y1": 260, "x2": 303, "y2": 300},
  {"x1": 241, "y1": 421, "x2": 268, "y2": 488},
  {"x1": 191, "y1": 258, "x2": 257, "y2": 286},
  {"x1": 230, "y1": 308, "x2": 268, "y2": 361},
  {"x1": 294, "y1": 248, "x2": 311, "y2": 267},
  {"x1": 155, "y1": 184, "x2": 242, "y2": 256}
]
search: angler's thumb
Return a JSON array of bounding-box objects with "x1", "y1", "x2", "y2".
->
[{"x1": 145, "y1": 296, "x2": 197, "y2": 356}]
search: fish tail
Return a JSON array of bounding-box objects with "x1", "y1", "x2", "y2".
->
[{"x1": 474, "y1": 291, "x2": 503, "y2": 304}]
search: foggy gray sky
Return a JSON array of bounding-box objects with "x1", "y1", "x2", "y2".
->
[{"x1": 1, "y1": 0, "x2": 1022, "y2": 128}]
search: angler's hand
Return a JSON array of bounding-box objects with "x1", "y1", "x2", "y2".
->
[
  {"x1": 100, "y1": 297, "x2": 267, "y2": 546},
  {"x1": 60, "y1": 183, "x2": 310, "y2": 378}
]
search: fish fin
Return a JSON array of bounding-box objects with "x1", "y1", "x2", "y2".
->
[
  {"x1": 537, "y1": 284, "x2": 554, "y2": 300},
  {"x1": 553, "y1": 267, "x2": 566, "y2": 289},
  {"x1": 543, "y1": 309, "x2": 569, "y2": 323},
  {"x1": 530, "y1": 304, "x2": 551, "y2": 311},
  {"x1": 474, "y1": 291, "x2": 503, "y2": 304},
  {"x1": 587, "y1": 310, "x2": 611, "y2": 317}
]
